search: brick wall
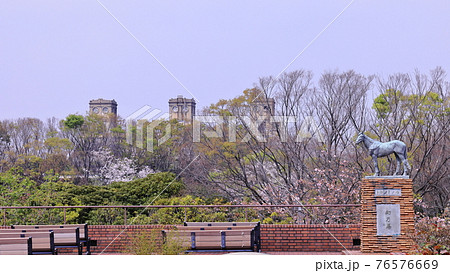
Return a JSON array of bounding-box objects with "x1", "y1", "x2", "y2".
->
[
  {"x1": 260, "y1": 224, "x2": 360, "y2": 252},
  {"x1": 89, "y1": 224, "x2": 361, "y2": 253},
  {"x1": 1, "y1": 224, "x2": 361, "y2": 254},
  {"x1": 361, "y1": 178, "x2": 415, "y2": 253}
]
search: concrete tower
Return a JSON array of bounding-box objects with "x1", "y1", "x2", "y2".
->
[
  {"x1": 251, "y1": 97, "x2": 275, "y2": 117},
  {"x1": 250, "y1": 97, "x2": 275, "y2": 134},
  {"x1": 89, "y1": 99, "x2": 118, "y2": 116},
  {"x1": 168, "y1": 95, "x2": 196, "y2": 122}
]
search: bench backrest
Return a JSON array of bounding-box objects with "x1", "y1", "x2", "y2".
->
[
  {"x1": 184, "y1": 222, "x2": 259, "y2": 227},
  {"x1": 169, "y1": 229, "x2": 253, "y2": 236},
  {"x1": 9, "y1": 227, "x2": 80, "y2": 246},
  {"x1": 176, "y1": 226, "x2": 255, "y2": 231},
  {"x1": 12, "y1": 224, "x2": 88, "y2": 240},
  {"x1": 0, "y1": 237, "x2": 32, "y2": 255},
  {"x1": 0, "y1": 231, "x2": 54, "y2": 254}
]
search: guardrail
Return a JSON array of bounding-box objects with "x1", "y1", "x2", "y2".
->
[{"x1": 1, "y1": 204, "x2": 361, "y2": 226}]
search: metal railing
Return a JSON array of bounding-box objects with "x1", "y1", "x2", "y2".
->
[{"x1": 1, "y1": 204, "x2": 361, "y2": 226}]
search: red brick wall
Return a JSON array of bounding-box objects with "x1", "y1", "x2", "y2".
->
[
  {"x1": 261, "y1": 224, "x2": 361, "y2": 252},
  {"x1": 86, "y1": 224, "x2": 361, "y2": 253},
  {"x1": 1, "y1": 224, "x2": 361, "y2": 253}
]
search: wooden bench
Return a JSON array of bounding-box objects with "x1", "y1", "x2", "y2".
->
[
  {"x1": 163, "y1": 222, "x2": 261, "y2": 252},
  {"x1": 162, "y1": 229, "x2": 255, "y2": 251},
  {"x1": 183, "y1": 222, "x2": 261, "y2": 252},
  {"x1": 11, "y1": 227, "x2": 81, "y2": 255},
  {"x1": 176, "y1": 226, "x2": 252, "y2": 231},
  {"x1": 0, "y1": 231, "x2": 55, "y2": 255},
  {"x1": 0, "y1": 238, "x2": 32, "y2": 255},
  {"x1": 12, "y1": 224, "x2": 91, "y2": 254}
]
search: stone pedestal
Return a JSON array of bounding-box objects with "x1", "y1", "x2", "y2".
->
[{"x1": 361, "y1": 177, "x2": 415, "y2": 253}]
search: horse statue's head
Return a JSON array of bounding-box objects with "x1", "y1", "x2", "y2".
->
[{"x1": 356, "y1": 132, "x2": 365, "y2": 144}]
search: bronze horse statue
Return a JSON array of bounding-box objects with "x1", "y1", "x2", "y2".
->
[{"x1": 356, "y1": 132, "x2": 410, "y2": 176}]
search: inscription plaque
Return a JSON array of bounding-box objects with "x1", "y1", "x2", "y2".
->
[
  {"x1": 375, "y1": 189, "x2": 402, "y2": 197},
  {"x1": 376, "y1": 204, "x2": 400, "y2": 236}
]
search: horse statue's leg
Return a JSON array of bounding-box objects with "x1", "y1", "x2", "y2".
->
[
  {"x1": 397, "y1": 149, "x2": 411, "y2": 176},
  {"x1": 372, "y1": 155, "x2": 380, "y2": 176},
  {"x1": 394, "y1": 153, "x2": 401, "y2": 175},
  {"x1": 402, "y1": 159, "x2": 410, "y2": 176}
]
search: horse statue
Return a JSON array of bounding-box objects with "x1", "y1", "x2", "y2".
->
[{"x1": 356, "y1": 132, "x2": 410, "y2": 176}]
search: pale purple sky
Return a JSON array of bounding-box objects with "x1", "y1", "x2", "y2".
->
[{"x1": 1, "y1": 0, "x2": 449, "y2": 121}]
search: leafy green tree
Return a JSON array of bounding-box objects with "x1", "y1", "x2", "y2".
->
[
  {"x1": 44, "y1": 137, "x2": 73, "y2": 154},
  {"x1": 12, "y1": 155, "x2": 42, "y2": 181},
  {"x1": 0, "y1": 168, "x2": 36, "y2": 206},
  {"x1": 130, "y1": 195, "x2": 230, "y2": 224},
  {"x1": 63, "y1": 115, "x2": 84, "y2": 129},
  {"x1": 110, "y1": 172, "x2": 183, "y2": 205}
]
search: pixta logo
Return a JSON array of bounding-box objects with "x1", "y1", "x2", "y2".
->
[
  {"x1": 126, "y1": 106, "x2": 324, "y2": 151},
  {"x1": 125, "y1": 105, "x2": 171, "y2": 152},
  {"x1": 192, "y1": 115, "x2": 324, "y2": 143}
]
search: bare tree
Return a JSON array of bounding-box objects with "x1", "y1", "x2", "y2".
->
[
  {"x1": 186, "y1": 70, "x2": 370, "y2": 218},
  {"x1": 370, "y1": 68, "x2": 450, "y2": 213}
]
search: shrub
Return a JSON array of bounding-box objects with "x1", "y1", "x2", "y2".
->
[
  {"x1": 410, "y1": 213, "x2": 450, "y2": 255},
  {"x1": 125, "y1": 229, "x2": 188, "y2": 255}
]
